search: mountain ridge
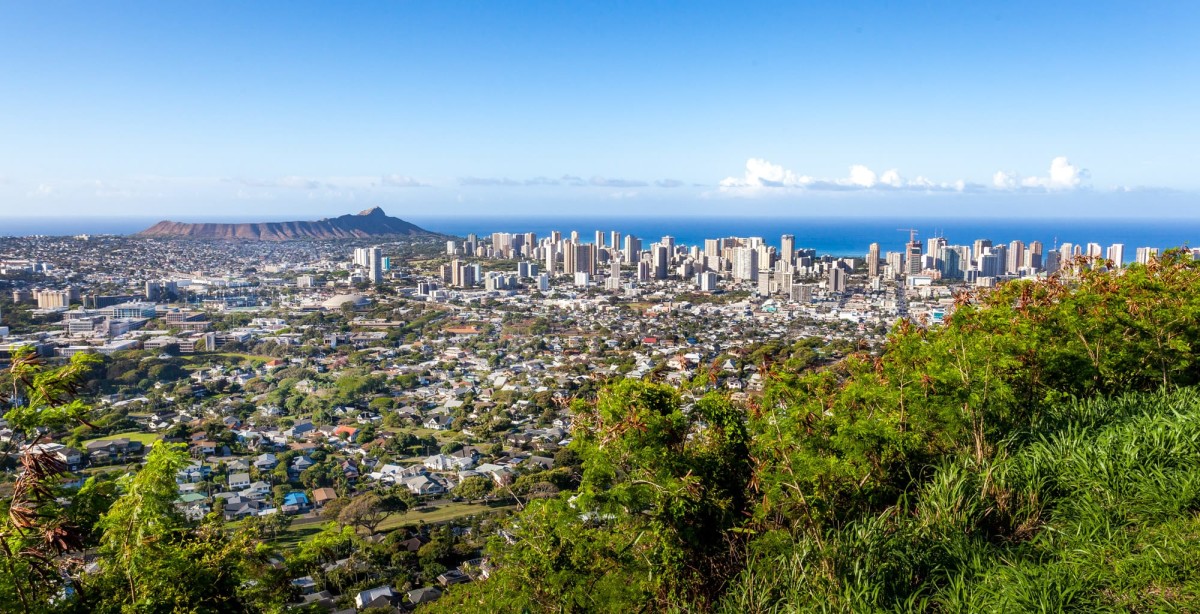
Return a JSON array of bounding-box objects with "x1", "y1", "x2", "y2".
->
[{"x1": 136, "y1": 207, "x2": 441, "y2": 240}]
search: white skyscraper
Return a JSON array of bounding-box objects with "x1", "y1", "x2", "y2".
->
[
  {"x1": 1106, "y1": 243, "x2": 1125, "y2": 267},
  {"x1": 733, "y1": 247, "x2": 759, "y2": 282},
  {"x1": 368, "y1": 247, "x2": 383, "y2": 284}
]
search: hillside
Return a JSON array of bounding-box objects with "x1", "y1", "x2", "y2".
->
[{"x1": 136, "y1": 207, "x2": 440, "y2": 240}]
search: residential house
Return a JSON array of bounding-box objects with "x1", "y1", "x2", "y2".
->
[
  {"x1": 281, "y1": 491, "x2": 311, "y2": 514},
  {"x1": 354, "y1": 586, "x2": 396, "y2": 610},
  {"x1": 312, "y1": 487, "x2": 338, "y2": 508},
  {"x1": 407, "y1": 587, "x2": 442, "y2": 605},
  {"x1": 403, "y1": 474, "x2": 446, "y2": 496},
  {"x1": 423, "y1": 415, "x2": 454, "y2": 431},
  {"x1": 253, "y1": 453, "x2": 278, "y2": 471}
]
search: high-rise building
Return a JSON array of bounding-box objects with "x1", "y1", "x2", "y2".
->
[
  {"x1": 867, "y1": 242, "x2": 880, "y2": 277},
  {"x1": 661, "y1": 236, "x2": 675, "y2": 255},
  {"x1": 653, "y1": 245, "x2": 669, "y2": 279},
  {"x1": 704, "y1": 239, "x2": 721, "y2": 259},
  {"x1": 563, "y1": 241, "x2": 577, "y2": 274},
  {"x1": 991, "y1": 245, "x2": 1007, "y2": 276},
  {"x1": 636, "y1": 261, "x2": 650, "y2": 282},
  {"x1": 537, "y1": 273, "x2": 550, "y2": 292},
  {"x1": 450, "y1": 259, "x2": 475, "y2": 287},
  {"x1": 623, "y1": 235, "x2": 641, "y2": 265},
  {"x1": 885, "y1": 252, "x2": 903, "y2": 277},
  {"x1": 575, "y1": 243, "x2": 596, "y2": 276},
  {"x1": 733, "y1": 247, "x2": 759, "y2": 282},
  {"x1": 939, "y1": 245, "x2": 969, "y2": 280},
  {"x1": 368, "y1": 247, "x2": 383, "y2": 284},
  {"x1": 595, "y1": 230, "x2": 605, "y2": 249},
  {"x1": 697, "y1": 272, "x2": 718, "y2": 292},
  {"x1": 1007, "y1": 240, "x2": 1025, "y2": 275},
  {"x1": 780, "y1": 234, "x2": 796, "y2": 266},
  {"x1": 1136, "y1": 247, "x2": 1159, "y2": 265},
  {"x1": 828, "y1": 267, "x2": 846, "y2": 293},
  {"x1": 774, "y1": 266, "x2": 793, "y2": 293},
  {"x1": 1059, "y1": 242, "x2": 1074, "y2": 266},
  {"x1": 905, "y1": 238, "x2": 923, "y2": 276},
  {"x1": 1043, "y1": 250, "x2": 1061, "y2": 274},
  {"x1": 445, "y1": 240, "x2": 457, "y2": 256},
  {"x1": 610, "y1": 231, "x2": 621, "y2": 253},
  {"x1": 545, "y1": 243, "x2": 557, "y2": 276},
  {"x1": 927, "y1": 237, "x2": 947, "y2": 272},
  {"x1": 1028, "y1": 241, "x2": 1044, "y2": 270},
  {"x1": 973, "y1": 239, "x2": 993, "y2": 266},
  {"x1": 978, "y1": 250, "x2": 1000, "y2": 277},
  {"x1": 1106, "y1": 243, "x2": 1125, "y2": 267}
]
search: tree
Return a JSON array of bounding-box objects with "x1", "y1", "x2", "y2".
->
[
  {"x1": 338, "y1": 492, "x2": 389, "y2": 535},
  {"x1": 431, "y1": 381, "x2": 752, "y2": 612},
  {"x1": 454, "y1": 476, "x2": 493, "y2": 502},
  {"x1": 0, "y1": 348, "x2": 102, "y2": 612}
]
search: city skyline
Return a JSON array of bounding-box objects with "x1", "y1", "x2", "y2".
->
[{"x1": 1, "y1": 2, "x2": 1199, "y2": 217}]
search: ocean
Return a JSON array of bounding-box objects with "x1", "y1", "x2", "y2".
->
[{"x1": 3, "y1": 215, "x2": 1200, "y2": 260}]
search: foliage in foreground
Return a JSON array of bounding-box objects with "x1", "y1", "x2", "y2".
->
[{"x1": 431, "y1": 253, "x2": 1200, "y2": 612}]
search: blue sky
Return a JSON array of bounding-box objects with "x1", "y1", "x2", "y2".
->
[{"x1": 1, "y1": 1, "x2": 1198, "y2": 219}]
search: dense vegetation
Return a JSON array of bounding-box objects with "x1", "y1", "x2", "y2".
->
[
  {"x1": 4, "y1": 253, "x2": 1200, "y2": 612},
  {"x1": 431, "y1": 253, "x2": 1200, "y2": 612}
]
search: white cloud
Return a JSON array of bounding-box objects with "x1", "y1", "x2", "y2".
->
[
  {"x1": 380, "y1": 174, "x2": 428, "y2": 187},
  {"x1": 993, "y1": 171, "x2": 1017, "y2": 189},
  {"x1": 720, "y1": 158, "x2": 808, "y2": 188},
  {"x1": 848, "y1": 165, "x2": 877, "y2": 188},
  {"x1": 879, "y1": 169, "x2": 904, "y2": 188},
  {"x1": 719, "y1": 156, "x2": 1092, "y2": 197},
  {"x1": 720, "y1": 158, "x2": 963, "y2": 195},
  {"x1": 995, "y1": 156, "x2": 1088, "y2": 191},
  {"x1": 1048, "y1": 156, "x2": 1084, "y2": 188}
]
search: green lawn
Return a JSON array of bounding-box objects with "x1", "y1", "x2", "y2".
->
[
  {"x1": 81, "y1": 431, "x2": 162, "y2": 445},
  {"x1": 272, "y1": 524, "x2": 324, "y2": 550},
  {"x1": 268, "y1": 500, "x2": 518, "y2": 550},
  {"x1": 376, "y1": 500, "x2": 517, "y2": 532}
]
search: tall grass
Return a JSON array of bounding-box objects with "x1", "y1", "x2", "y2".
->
[{"x1": 719, "y1": 388, "x2": 1200, "y2": 613}]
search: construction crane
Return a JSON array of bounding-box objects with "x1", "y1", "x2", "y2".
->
[{"x1": 897, "y1": 228, "x2": 919, "y2": 244}]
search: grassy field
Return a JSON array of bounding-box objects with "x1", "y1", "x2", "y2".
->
[
  {"x1": 81, "y1": 431, "x2": 162, "y2": 445},
  {"x1": 267, "y1": 500, "x2": 517, "y2": 550},
  {"x1": 376, "y1": 500, "x2": 517, "y2": 532},
  {"x1": 273, "y1": 524, "x2": 325, "y2": 550}
]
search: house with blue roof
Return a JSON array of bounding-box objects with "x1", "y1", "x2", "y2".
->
[{"x1": 281, "y1": 491, "x2": 311, "y2": 514}]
